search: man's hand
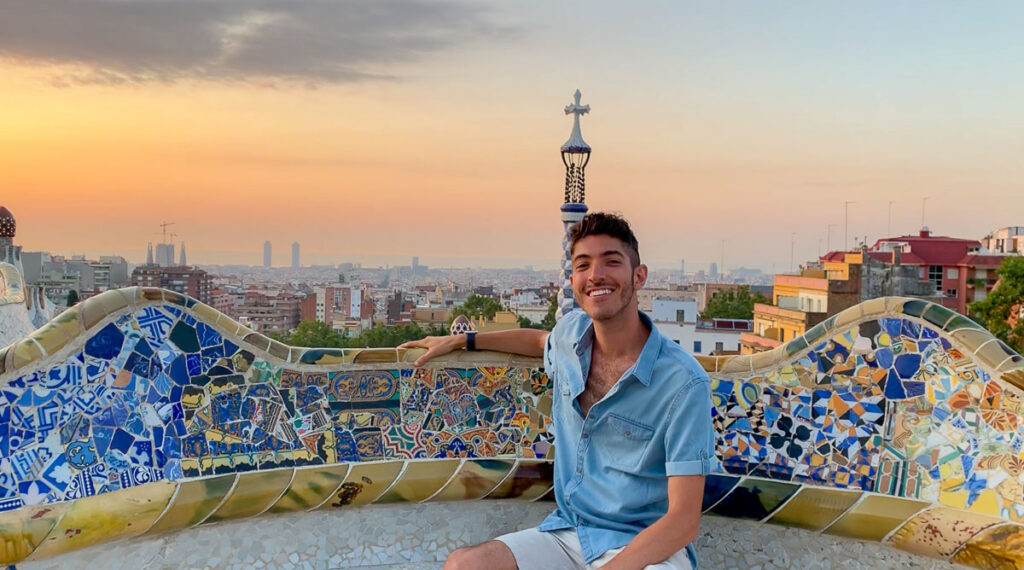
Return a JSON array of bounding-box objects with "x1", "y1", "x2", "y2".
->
[{"x1": 399, "y1": 335, "x2": 464, "y2": 367}]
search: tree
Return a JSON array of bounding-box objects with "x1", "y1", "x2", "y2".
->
[
  {"x1": 450, "y1": 294, "x2": 503, "y2": 324},
  {"x1": 270, "y1": 320, "x2": 346, "y2": 348},
  {"x1": 969, "y1": 256, "x2": 1024, "y2": 353},
  {"x1": 540, "y1": 293, "x2": 558, "y2": 331},
  {"x1": 701, "y1": 287, "x2": 768, "y2": 320},
  {"x1": 269, "y1": 320, "x2": 449, "y2": 349},
  {"x1": 66, "y1": 290, "x2": 80, "y2": 307}
]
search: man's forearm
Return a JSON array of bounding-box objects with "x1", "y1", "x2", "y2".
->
[
  {"x1": 600, "y1": 510, "x2": 698, "y2": 570},
  {"x1": 474, "y1": 328, "x2": 547, "y2": 357}
]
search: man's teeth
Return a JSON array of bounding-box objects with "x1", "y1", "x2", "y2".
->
[{"x1": 589, "y1": 289, "x2": 612, "y2": 297}]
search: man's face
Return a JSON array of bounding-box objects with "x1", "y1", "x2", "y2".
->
[{"x1": 571, "y1": 234, "x2": 647, "y2": 322}]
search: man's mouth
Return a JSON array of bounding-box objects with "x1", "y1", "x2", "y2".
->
[{"x1": 588, "y1": 288, "x2": 613, "y2": 297}]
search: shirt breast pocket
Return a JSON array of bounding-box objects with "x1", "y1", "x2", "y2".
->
[{"x1": 602, "y1": 413, "x2": 655, "y2": 470}]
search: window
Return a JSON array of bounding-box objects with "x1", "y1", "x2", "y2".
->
[
  {"x1": 947, "y1": 268, "x2": 959, "y2": 279},
  {"x1": 929, "y1": 265, "x2": 942, "y2": 291},
  {"x1": 676, "y1": 309, "x2": 686, "y2": 322},
  {"x1": 715, "y1": 341, "x2": 725, "y2": 352},
  {"x1": 693, "y1": 340, "x2": 702, "y2": 353},
  {"x1": 945, "y1": 288, "x2": 958, "y2": 298}
]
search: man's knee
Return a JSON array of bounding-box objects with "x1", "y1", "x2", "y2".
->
[{"x1": 444, "y1": 541, "x2": 515, "y2": 570}]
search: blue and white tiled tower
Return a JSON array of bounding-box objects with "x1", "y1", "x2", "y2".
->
[{"x1": 556, "y1": 90, "x2": 591, "y2": 321}]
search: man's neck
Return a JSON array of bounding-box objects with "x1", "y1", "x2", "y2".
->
[{"x1": 591, "y1": 307, "x2": 649, "y2": 360}]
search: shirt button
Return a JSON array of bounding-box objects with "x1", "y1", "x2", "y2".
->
[
  {"x1": 582, "y1": 432, "x2": 589, "y2": 439},
  {"x1": 576, "y1": 465, "x2": 583, "y2": 473}
]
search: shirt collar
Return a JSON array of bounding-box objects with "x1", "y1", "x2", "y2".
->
[{"x1": 571, "y1": 311, "x2": 662, "y2": 387}]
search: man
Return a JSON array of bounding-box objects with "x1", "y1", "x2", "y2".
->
[{"x1": 399, "y1": 212, "x2": 714, "y2": 570}]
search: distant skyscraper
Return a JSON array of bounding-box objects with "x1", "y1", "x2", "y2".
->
[
  {"x1": 146, "y1": 243, "x2": 154, "y2": 265},
  {"x1": 155, "y1": 243, "x2": 175, "y2": 267},
  {"x1": 412, "y1": 256, "x2": 419, "y2": 273},
  {"x1": 179, "y1": 242, "x2": 187, "y2": 266},
  {"x1": 291, "y1": 242, "x2": 300, "y2": 269},
  {"x1": 710, "y1": 262, "x2": 719, "y2": 279},
  {"x1": 680, "y1": 258, "x2": 685, "y2": 278},
  {"x1": 557, "y1": 89, "x2": 591, "y2": 321},
  {"x1": 264, "y1": 241, "x2": 272, "y2": 268}
]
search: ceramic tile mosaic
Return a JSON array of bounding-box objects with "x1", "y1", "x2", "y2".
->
[
  {"x1": 767, "y1": 486, "x2": 862, "y2": 530},
  {"x1": 1, "y1": 289, "x2": 1024, "y2": 567},
  {"x1": 887, "y1": 506, "x2": 1003, "y2": 558},
  {"x1": 267, "y1": 464, "x2": 350, "y2": 513},
  {"x1": 951, "y1": 523, "x2": 1024, "y2": 568}
]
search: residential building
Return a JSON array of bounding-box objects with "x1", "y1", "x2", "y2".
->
[
  {"x1": 649, "y1": 297, "x2": 751, "y2": 356},
  {"x1": 982, "y1": 227, "x2": 1024, "y2": 254},
  {"x1": 233, "y1": 290, "x2": 302, "y2": 333},
  {"x1": 131, "y1": 266, "x2": 212, "y2": 304}
]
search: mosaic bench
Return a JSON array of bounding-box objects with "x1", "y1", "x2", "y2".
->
[{"x1": 0, "y1": 288, "x2": 1023, "y2": 568}]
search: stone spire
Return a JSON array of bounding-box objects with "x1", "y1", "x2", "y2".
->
[
  {"x1": 146, "y1": 242, "x2": 154, "y2": 265},
  {"x1": 556, "y1": 90, "x2": 592, "y2": 321},
  {"x1": 179, "y1": 242, "x2": 187, "y2": 266}
]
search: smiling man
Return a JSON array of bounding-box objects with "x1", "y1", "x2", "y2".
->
[{"x1": 400, "y1": 212, "x2": 714, "y2": 570}]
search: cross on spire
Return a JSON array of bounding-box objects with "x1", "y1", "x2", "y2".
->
[{"x1": 561, "y1": 89, "x2": 591, "y2": 152}]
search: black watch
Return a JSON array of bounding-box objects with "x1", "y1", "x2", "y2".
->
[{"x1": 465, "y1": 331, "x2": 478, "y2": 351}]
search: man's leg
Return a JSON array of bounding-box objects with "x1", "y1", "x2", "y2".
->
[
  {"x1": 444, "y1": 540, "x2": 518, "y2": 570},
  {"x1": 446, "y1": 528, "x2": 584, "y2": 570}
]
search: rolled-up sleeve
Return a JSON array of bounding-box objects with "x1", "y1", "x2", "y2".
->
[{"x1": 664, "y1": 376, "x2": 716, "y2": 477}]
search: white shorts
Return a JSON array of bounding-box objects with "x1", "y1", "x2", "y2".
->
[{"x1": 495, "y1": 527, "x2": 694, "y2": 570}]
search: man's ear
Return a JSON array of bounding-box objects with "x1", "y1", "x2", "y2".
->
[{"x1": 634, "y1": 264, "x2": 648, "y2": 289}]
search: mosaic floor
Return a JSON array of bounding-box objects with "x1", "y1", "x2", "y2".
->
[{"x1": 1, "y1": 289, "x2": 1024, "y2": 567}]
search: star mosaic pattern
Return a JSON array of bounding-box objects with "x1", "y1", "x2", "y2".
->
[{"x1": 1, "y1": 289, "x2": 1024, "y2": 566}]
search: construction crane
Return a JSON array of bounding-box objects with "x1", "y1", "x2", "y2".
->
[{"x1": 160, "y1": 222, "x2": 175, "y2": 244}]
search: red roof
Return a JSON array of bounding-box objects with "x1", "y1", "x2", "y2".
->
[
  {"x1": 958, "y1": 254, "x2": 1012, "y2": 267},
  {"x1": 871, "y1": 231, "x2": 981, "y2": 266}
]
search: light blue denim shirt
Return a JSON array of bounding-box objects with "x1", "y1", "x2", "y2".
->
[{"x1": 538, "y1": 309, "x2": 714, "y2": 566}]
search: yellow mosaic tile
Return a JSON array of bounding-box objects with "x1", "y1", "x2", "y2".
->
[
  {"x1": 204, "y1": 469, "x2": 294, "y2": 523},
  {"x1": 188, "y1": 301, "x2": 221, "y2": 325},
  {"x1": 718, "y1": 355, "x2": 752, "y2": 374},
  {"x1": 824, "y1": 495, "x2": 930, "y2": 541},
  {"x1": 856, "y1": 297, "x2": 888, "y2": 319},
  {"x1": 10, "y1": 338, "x2": 44, "y2": 369},
  {"x1": 427, "y1": 459, "x2": 516, "y2": 502},
  {"x1": 51, "y1": 307, "x2": 82, "y2": 342},
  {"x1": 27, "y1": 480, "x2": 175, "y2": 560},
  {"x1": 0, "y1": 346, "x2": 8, "y2": 377},
  {"x1": 243, "y1": 332, "x2": 272, "y2": 353},
  {"x1": 748, "y1": 350, "x2": 781, "y2": 373},
  {"x1": 138, "y1": 287, "x2": 164, "y2": 302},
  {"x1": 1003, "y1": 370, "x2": 1024, "y2": 392},
  {"x1": 268, "y1": 464, "x2": 351, "y2": 513},
  {"x1": 767, "y1": 487, "x2": 862, "y2": 531},
  {"x1": 266, "y1": 339, "x2": 290, "y2": 361},
  {"x1": 318, "y1": 461, "x2": 404, "y2": 508},
  {"x1": 975, "y1": 340, "x2": 1019, "y2": 373},
  {"x1": 145, "y1": 475, "x2": 237, "y2": 535},
  {"x1": 375, "y1": 459, "x2": 461, "y2": 504},
  {"x1": 485, "y1": 459, "x2": 555, "y2": 501},
  {"x1": 950, "y1": 328, "x2": 998, "y2": 354},
  {"x1": 162, "y1": 290, "x2": 188, "y2": 306},
  {"x1": 353, "y1": 348, "x2": 401, "y2": 364},
  {"x1": 888, "y1": 506, "x2": 1003, "y2": 558},
  {"x1": 0, "y1": 503, "x2": 71, "y2": 565},
  {"x1": 29, "y1": 322, "x2": 69, "y2": 357},
  {"x1": 952, "y1": 523, "x2": 1024, "y2": 569}
]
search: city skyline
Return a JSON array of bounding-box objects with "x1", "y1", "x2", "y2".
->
[{"x1": 2, "y1": 2, "x2": 1022, "y2": 271}]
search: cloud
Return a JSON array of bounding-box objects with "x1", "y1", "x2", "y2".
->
[{"x1": 0, "y1": 0, "x2": 506, "y2": 86}]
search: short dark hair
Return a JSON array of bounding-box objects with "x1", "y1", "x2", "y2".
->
[{"x1": 570, "y1": 212, "x2": 641, "y2": 267}]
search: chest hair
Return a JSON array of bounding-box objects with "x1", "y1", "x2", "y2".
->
[{"x1": 578, "y1": 354, "x2": 634, "y2": 417}]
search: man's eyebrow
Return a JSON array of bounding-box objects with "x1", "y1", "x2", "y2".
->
[{"x1": 572, "y1": 250, "x2": 626, "y2": 261}]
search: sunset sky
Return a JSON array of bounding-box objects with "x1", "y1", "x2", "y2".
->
[{"x1": 1, "y1": 1, "x2": 1022, "y2": 272}]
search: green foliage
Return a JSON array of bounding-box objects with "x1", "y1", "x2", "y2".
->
[
  {"x1": 540, "y1": 293, "x2": 557, "y2": 331},
  {"x1": 451, "y1": 294, "x2": 503, "y2": 322},
  {"x1": 66, "y1": 290, "x2": 80, "y2": 306},
  {"x1": 969, "y1": 256, "x2": 1024, "y2": 353},
  {"x1": 269, "y1": 320, "x2": 448, "y2": 348},
  {"x1": 701, "y1": 286, "x2": 768, "y2": 320}
]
